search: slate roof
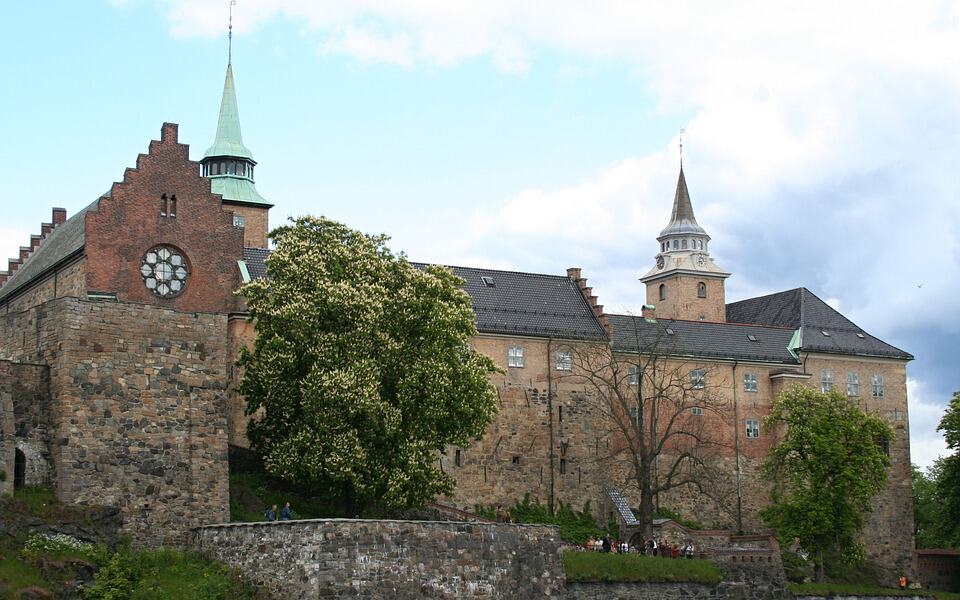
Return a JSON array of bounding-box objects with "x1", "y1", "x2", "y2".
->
[
  {"x1": 417, "y1": 264, "x2": 609, "y2": 341},
  {"x1": 726, "y1": 288, "x2": 912, "y2": 360},
  {"x1": 0, "y1": 198, "x2": 101, "y2": 302},
  {"x1": 242, "y1": 247, "x2": 270, "y2": 281},
  {"x1": 239, "y1": 254, "x2": 607, "y2": 340},
  {"x1": 608, "y1": 313, "x2": 799, "y2": 364}
]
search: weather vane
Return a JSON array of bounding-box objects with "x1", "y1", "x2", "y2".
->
[
  {"x1": 228, "y1": 0, "x2": 237, "y2": 64},
  {"x1": 679, "y1": 128, "x2": 685, "y2": 167}
]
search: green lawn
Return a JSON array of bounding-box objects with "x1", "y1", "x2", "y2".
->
[
  {"x1": 564, "y1": 551, "x2": 722, "y2": 584},
  {"x1": 792, "y1": 582, "x2": 960, "y2": 599}
]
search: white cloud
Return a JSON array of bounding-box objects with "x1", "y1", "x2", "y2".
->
[{"x1": 908, "y1": 378, "x2": 949, "y2": 469}]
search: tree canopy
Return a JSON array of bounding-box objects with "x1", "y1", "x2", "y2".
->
[
  {"x1": 237, "y1": 216, "x2": 499, "y2": 514},
  {"x1": 933, "y1": 391, "x2": 960, "y2": 547},
  {"x1": 761, "y1": 385, "x2": 893, "y2": 580}
]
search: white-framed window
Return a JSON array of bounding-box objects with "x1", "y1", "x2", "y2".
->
[
  {"x1": 746, "y1": 418, "x2": 760, "y2": 439},
  {"x1": 847, "y1": 372, "x2": 860, "y2": 397},
  {"x1": 628, "y1": 365, "x2": 639, "y2": 386},
  {"x1": 690, "y1": 368, "x2": 706, "y2": 389},
  {"x1": 821, "y1": 370, "x2": 833, "y2": 392},
  {"x1": 556, "y1": 351, "x2": 572, "y2": 371},
  {"x1": 507, "y1": 346, "x2": 525, "y2": 368},
  {"x1": 691, "y1": 406, "x2": 704, "y2": 416},
  {"x1": 233, "y1": 214, "x2": 246, "y2": 229},
  {"x1": 872, "y1": 374, "x2": 884, "y2": 398},
  {"x1": 744, "y1": 372, "x2": 758, "y2": 392}
]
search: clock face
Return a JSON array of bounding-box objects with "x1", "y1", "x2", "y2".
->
[
  {"x1": 696, "y1": 254, "x2": 707, "y2": 266},
  {"x1": 141, "y1": 245, "x2": 188, "y2": 298},
  {"x1": 656, "y1": 255, "x2": 665, "y2": 269}
]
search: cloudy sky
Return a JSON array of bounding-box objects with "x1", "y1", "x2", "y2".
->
[{"x1": 2, "y1": 1, "x2": 957, "y2": 467}]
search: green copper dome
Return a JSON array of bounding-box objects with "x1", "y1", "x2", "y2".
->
[
  {"x1": 204, "y1": 64, "x2": 254, "y2": 161},
  {"x1": 202, "y1": 63, "x2": 271, "y2": 207}
]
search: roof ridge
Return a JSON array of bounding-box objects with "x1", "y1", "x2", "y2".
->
[
  {"x1": 726, "y1": 287, "x2": 804, "y2": 307},
  {"x1": 607, "y1": 313, "x2": 795, "y2": 330},
  {"x1": 413, "y1": 262, "x2": 577, "y2": 281}
]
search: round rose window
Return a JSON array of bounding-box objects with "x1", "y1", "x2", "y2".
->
[{"x1": 140, "y1": 246, "x2": 188, "y2": 297}]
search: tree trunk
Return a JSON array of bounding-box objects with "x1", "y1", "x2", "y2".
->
[
  {"x1": 815, "y1": 547, "x2": 825, "y2": 583},
  {"x1": 638, "y1": 455, "x2": 655, "y2": 540}
]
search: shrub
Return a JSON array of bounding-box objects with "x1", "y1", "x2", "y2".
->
[
  {"x1": 653, "y1": 507, "x2": 705, "y2": 530},
  {"x1": 84, "y1": 552, "x2": 135, "y2": 600},
  {"x1": 21, "y1": 533, "x2": 103, "y2": 562}
]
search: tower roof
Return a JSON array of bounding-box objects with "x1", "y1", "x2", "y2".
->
[
  {"x1": 659, "y1": 167, "x2": 707, "y2": 238},
  {"x1": 204, "y1": 63, "x2": 254, "y2": 161}
]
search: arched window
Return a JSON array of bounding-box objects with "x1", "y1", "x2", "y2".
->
[
  {"x1": 681, "y1": 239, "x2": 687, "y2": 249},
  {"x1": 697, "y1": 282, "x2": 707, "y2": 298},
  {"x1": 659, "y1": 284, "x2": 666, "y2": 301},
  {"x1": 672, "y1": 239, "x2": 679, "y2": 250}
]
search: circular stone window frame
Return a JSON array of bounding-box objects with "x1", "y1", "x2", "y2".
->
[{"x1": 140, "y1": 244, "x2": 190, "y2": 299}]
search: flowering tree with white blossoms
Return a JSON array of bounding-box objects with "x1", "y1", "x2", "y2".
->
[{"x1": 238, "y1": 216, "x2": 499, "y2": 515}]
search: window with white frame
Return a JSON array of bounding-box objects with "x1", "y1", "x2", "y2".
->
[
  {"x1": 691, "y1": 406, "x2": 704, "y2": 416},
  {"x1": 556, "y1": 351, "x2": 572, "y2": 371},
  {"x1": 821, "y1": 370, "x2": 833, "y2": 392},
  {"x1": 746, "y1": 418, "x2": 760, "y2": 438},
  {"x1": 872, "y1": 374, "x2": 884, "y2": 398},
  {"x1": 233, "y1": 214, "x2": 246, "y2": 229},
  {"x1": 690, "y1": 368, "x2": 706, "y2": 389},
  {"x1": 744, "y1": 372, "x2": 758, "y2": 392},
  {"x1": 847, "y1": 372, "x2": 860, "y2": 396},
  {"x1": 507, "y1": 346, "x2": 525, "y2": 368},
  {"x1": 628, "y1": 365, "x2": 639, "y2": 385}
]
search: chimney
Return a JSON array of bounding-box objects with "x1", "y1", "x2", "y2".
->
[
  {"x1": 566, "y1": 267, "x2": 582, "y2": 281},
  {"x1": 30, "y1": 235, "x2": 41, "y2": 250},
  {"x1": 52, "y1": 208, "x2": 67, "y2": 225},
  {"x1": 0, "y1": 271, "x2": 7, "y2": 286},
  {"x1": 41, "y1": 222, "x2": 53, "y2": 236},
  {"x1": 19, "y1": 246, "x2": 30, "y2": 261},
  {"x1": 9, "y1": 259, "x2": 21, "y2": 273},
  {"x1": 641, "y1": 304, "x2": 656, "y2": 320}
]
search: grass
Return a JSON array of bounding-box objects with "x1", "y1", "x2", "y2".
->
[
  {"x1": 791, "y1": 583, "x2": 960, "y2": 599},
  {"x1": 118, "y1": 548, "x2": 261, "y2": 600},
  {"x1": 563, "y1": 551, "x2": 723, "y2": 585},
  {"x1": 0, "y1": 553, "x2": 50, "y2": 599}
]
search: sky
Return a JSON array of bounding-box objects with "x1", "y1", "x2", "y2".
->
[{"x1": 1, "y1": 1, "x2": 958, "y2": 468}]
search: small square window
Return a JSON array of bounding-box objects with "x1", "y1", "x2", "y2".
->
[
  {"x1": 508, "y1": 346, "x2": 525, "y2": 368},
  {"x1": 746, "y1": 418, "x2": 760, "y2": 439},
  {"x1": 556, "y1": 351, "x2": 572, "y2": 371},
  {"x1": 233, "y1": 214, "x2": 246, "y2": 229},
  {"x1": 512, "y1": 456, "x2": 520, "y2": 465},
  {"x1": 691, "y1": 406, "x2": 704, "y2": 416},
  {"x1": 847, "y1": 372, "x2": 860, "y2": 397},
  {"x1": 744, "y1": 372, "x2": 758, "y2": 392},
  {"x1": 481, "y1": 276, "x2": 495, "y2": 287},
  {"x1": 690, "y1": 368, "x2": 706, "y2": 389}
]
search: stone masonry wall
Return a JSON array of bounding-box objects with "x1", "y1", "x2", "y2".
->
[
  {"x1": 0, "y1": 296, "x2": 231, "y2": 546},
  {"x1": 193, "y1": 519, "x2": 565, "y2": 599},
  {"x1": 0, "y1": 360, "x2": 53, "y2": 488}
]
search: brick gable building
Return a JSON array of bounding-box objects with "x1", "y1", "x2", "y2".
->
[{"x1": 0, "y1": 58, "x2": 915, "y2": 576}]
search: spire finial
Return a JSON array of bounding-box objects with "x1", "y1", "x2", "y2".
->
[
  {"x1": 228, "y1": 0, "x2": 236, "y2": 65},
  {"x1": 679, "y1": 128, "x2": 685, "y2": 168}
]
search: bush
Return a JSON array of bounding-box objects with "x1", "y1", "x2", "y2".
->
[
  {"x1": 653, "y1": 507, "x2": 705, "y2": 530},
  {"x1": 503, "y1": 494, "x2": 610, "y2": 544},
  {"x1": 564, "y1": 551, "x2": 722, "y2": 584},
  {"x1": 85, "y1": 552, "x2": 135, "y2": 600},
  {"x1": 21, "y1": 533, "x2": 103, "y2": 562}
]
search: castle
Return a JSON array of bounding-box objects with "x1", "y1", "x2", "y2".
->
[{"x1": 0, "y1": 56, "x2": 915, "y2": 572}]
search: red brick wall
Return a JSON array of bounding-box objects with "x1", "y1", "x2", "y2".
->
[{"x1": 84, "y1": 123, "x2": 245, "y2": 314}]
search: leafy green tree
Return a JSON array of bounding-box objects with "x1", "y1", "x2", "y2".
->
[
  {"x1": 935, "y1": 391, "x2": 960, "y2": 547},
  {"x1": 913, "y1": 462, "x2": 943, "y2": 548},
  {"x1": 761, "y1": 385, "x2": 893, "y2": 581},
  {"x1": 238, "y1": 216, "x2": 499, "y2": 514}
]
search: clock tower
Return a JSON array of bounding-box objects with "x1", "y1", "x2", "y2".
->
[{"x1": 640, "y1": 167, "x2": 730, "y2": 322}]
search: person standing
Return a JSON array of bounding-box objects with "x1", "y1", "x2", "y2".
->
[
  {"x1": 602, "y1": 534, "x2": 612, "y2": 553},
  {"x1": 280, "y1": 502, "x2": 292, "y2": 521},
  {"x1": 264, "y1": 504, "x2": 277, "y2": 521}
]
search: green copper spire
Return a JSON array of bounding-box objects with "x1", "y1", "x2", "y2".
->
[
  {"x1": 204, "y1": 63, "x2": 254, "y2": 161},
  {"x1": 201, "y1": 62, "x2": 270, "y2": 207}
]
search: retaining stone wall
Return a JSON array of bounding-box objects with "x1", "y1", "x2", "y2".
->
[
  {"x1": 566, "y1": 581, "x2": 775, "y2": 600},
  {"x1": 193, "y1": 519, "x2": 566, "y2": 599}
]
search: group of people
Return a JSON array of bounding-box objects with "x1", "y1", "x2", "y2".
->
[
  {"x1": 264, "y1": 502, "x2": 293, "y2": 521},
  {"x1": 584, "y1": 534, "x2": 697, "y2": 558}
]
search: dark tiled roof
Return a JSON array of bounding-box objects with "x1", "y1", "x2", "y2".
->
[
  {"x1": 726, "y1": 288, "x2": 912, "y2": 360},
  {"x1": 0, "y1": 199, "x2": 101, "y2": 302},
  {"x1": 418, "y1": 264, "x2": 608, "y2": 341},
  {"x1": 242, "y1": 247, "x2": 270, "y2": 280},
  {"x1": 238, "y1": 253, "x2": 608, "y2": 341},
  {"x1": 608, "y1": 314, "x2": 799, "y2": 364}
]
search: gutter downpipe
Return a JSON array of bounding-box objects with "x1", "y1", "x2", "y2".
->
[
  {"x1": 733, "y1": 360, "x2": 743, "y2": 534},
  {"x1": 547, "y1": 337, "x2": 556, "y2": 515}
]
